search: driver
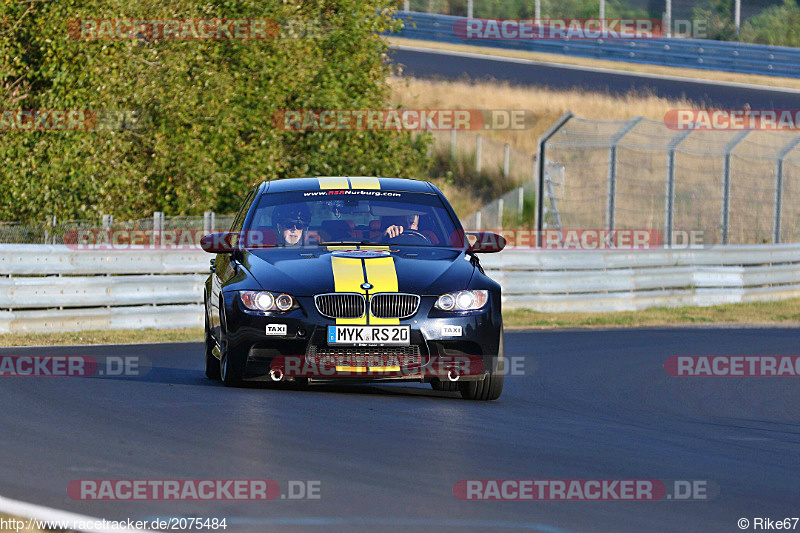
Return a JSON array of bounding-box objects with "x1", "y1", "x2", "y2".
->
[
  {"x1": 383, "y1": 214, "x2": 419, "y2": 239},
  {"x1": 273, "y1": 204, "x2": 311, "y2": 246}
]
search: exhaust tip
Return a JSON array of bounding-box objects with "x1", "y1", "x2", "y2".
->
[
  {"x1": 269, "y1": 369, "x2": 284, "y2": 382},
  {"x1": 447, "y1": 369, "x2": 460, "y2": 382}
]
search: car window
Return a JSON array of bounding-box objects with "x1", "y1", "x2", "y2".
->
[
  {"x1": 230, "y1": 189, "x2": 256, "y2": 233},
  {"x1": 247, "y1": 189, "x2": 462, "y2": 248}
]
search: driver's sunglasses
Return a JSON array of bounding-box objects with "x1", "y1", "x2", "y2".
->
[{"x1": 284, "y1": 224, "x2": 304, "y2": 231}]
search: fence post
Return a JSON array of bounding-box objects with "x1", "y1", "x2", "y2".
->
[
  {"x1": 503, "y1": 144, "x2": 510, "y2": 180},
  {"x1": 720, "y1": 131, "x2": 749, "y2": 244},
  {"x1": 404, "y1": 0, "x2": 409, "y2": 11},
  {"x1": 774, "y1": 135, "x2": 800, "y2": 244},
  {"x1": 153, "y1": 211, "x2": 164, "y2": 246},
  {"x1": 606, "y1": 117, "x2": 642, "y2": 231},
  {"x1": 535, "y1": 112, "x2": 573, "y2": 247},
  {"x1": 467, "y1": 0, "x2": 473, "y2": 18},
  {"x1": 476, "y1": 135, "x2": 482, "y2": 173},
  {"x1": 203, "y1": 211, "x2": 212, "y2": 234},
  {"x1": 450, "y1": 128, "x2": 456, "y2": 160},
  {"x1": 664, "y1": 130, "x2": 692, "y2": 246},
  {"x1": 102, "y1": 214, "x2": 114, "y2": 229},
  {"x1": 475, "y1": 210, "x2": 482, "y2": 230},
  {"x1": 518, "y1": 187, "x2": 524, "y2": 225},
  {"x1": 497, "y1": 198, "x2": 504, "y2": 230}
]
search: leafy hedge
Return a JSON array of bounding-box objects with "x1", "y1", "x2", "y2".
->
[{"x1": 0, "y1": 0, "x2": 429, "y2": 223}]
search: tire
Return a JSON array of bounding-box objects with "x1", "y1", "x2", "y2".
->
[
  {"x1": 219, "y1": 303, "x2": 245, "y2": 387},
  {"x1": 459, "y1": 328, "x2": 505, "y2": 401},
  {"x1": 204, "y1": 308, "x2": 221, "y2": 380},
  {"x1": 431, "y1": 379, "x2": 459, "y2": 392}
]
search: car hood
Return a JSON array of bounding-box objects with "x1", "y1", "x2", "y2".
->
[{"x1": 243, "y1": 247, "x2": 475, "y2": 296}]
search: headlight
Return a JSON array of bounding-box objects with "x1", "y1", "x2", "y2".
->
[
  {"x1": 239, "y1": 291, "x2": 297, "y2": 312},
  {"x1": 435, "y1": 290, "x2": 489, "y2": 311}
]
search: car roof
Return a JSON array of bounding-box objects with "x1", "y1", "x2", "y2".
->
[{"x1": 262, "y1": 177, "x2": 435, "y2": 194}]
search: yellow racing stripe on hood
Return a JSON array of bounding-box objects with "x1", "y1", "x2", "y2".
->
[
  {"x1": 330, "y1": 256, "x2": 367, "y2": 325},
  {"x1": 364, "y1": 256, "x2": 400, "y2": 325}
]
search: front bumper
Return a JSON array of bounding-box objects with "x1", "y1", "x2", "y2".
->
[{"x1": 221, "y1": 293, "x2": 502, "y2": 382}]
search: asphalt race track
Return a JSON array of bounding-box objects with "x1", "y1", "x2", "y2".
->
[
  {"x1": 390, "y1": 46, "x2": 800, "y2": 109},
  {"x1": 1, "y1": 328, "x2": 798, "y2": 532}
]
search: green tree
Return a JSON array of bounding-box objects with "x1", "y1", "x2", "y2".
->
[{"x1": 0, "y1": 0, "x2": 429, "y2": 222}]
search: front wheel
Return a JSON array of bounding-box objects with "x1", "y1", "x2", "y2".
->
[
  {"x1": 459, "y1": 328, "x2": 504, "y2": 401},
  {"x1": 219, "y1": 304, "x2": 245, "y2": 387},
  {"x1": 204, "y1": 306, "x2": 221, "y2": 380}
]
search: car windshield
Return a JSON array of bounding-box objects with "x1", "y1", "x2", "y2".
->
[{"x1": 246, "y1": 189, "x2": 462, "y2": 248}]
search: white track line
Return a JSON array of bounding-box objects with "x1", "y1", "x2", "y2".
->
[
  {"x1": 391, "y1": 43, "x2": 800, "y2": 94},
  {"x1": 0, "y1": 495, "x2": 157, "y2": 532}
]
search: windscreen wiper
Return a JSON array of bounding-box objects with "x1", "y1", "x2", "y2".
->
[{"x1": 321, "y1": 240, "x2": 376, "y2": 246}]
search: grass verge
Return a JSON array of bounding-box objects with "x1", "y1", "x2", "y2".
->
[
  {"x1": 388, "y1": 75, "x2": 696, "y2": 155},
  {"x1": 0, "y1": 328, "x2": 204, "y2": 347},
  {"x1": 1, "y1": 299, "x2": 798, "y2": 346},
  {"x1": 505, "y1": 298, "x2": 800, "y2": 329}
]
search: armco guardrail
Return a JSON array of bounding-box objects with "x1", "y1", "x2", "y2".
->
[
  {"x1": 0, "y1": 245, "x2": 208, "y2": 334},
  {"x1": 393, "y1": 11, "x2": 800, "y2": 78},
  {"x1": 480, "y1": 243, "x2": 800, "y2": 312},
  {"x1": 1, "y1": 244, "x2": 799, "y2": 333}
]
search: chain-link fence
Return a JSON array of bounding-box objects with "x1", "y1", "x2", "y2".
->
[
  {"x1": 0, "y1": 213, "x2": 236, "y2": 244},
  {"x1": 460, "y1": 161, "x2": 563, "y2": 230},
  {"x1": 537, "y1": 113, "x2": 800, "y2": 245},
  {"x1": 429, "y1": 129, "x2": 535, "y2": 185}
]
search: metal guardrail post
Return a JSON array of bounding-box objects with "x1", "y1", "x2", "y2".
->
[
  {"x1": 503, "y1": 144, "x2": 510, "y2": 180},
  {"x1": 450, "y1": 128, "x2": 456, "y2": 160},
  {"x1": 773, "y1": 135, "x2": 800, "y2": 244},
  {"x1": 476, "y1": 135, "x2": 482, "y2": 173},
  {"x1": 518, "y1": 187, "x2": 524, "y2": 225},
  {"x1": 720, "y1": 131, "x2": 749, "y2": 244},
  {"x1": 664, "y1": 130, "x2": 692, "y2": 246},
  {"x1": 606, "y1": 117, "x2": 642, "y2": 232},
  {"x1": 535, "y1": 111, "x2": 573, "y2": 247}
]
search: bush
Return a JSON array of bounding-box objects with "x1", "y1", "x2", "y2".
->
[
  {"x1": 740, "y1": 0, "x2": 800, "y2": 46},
  {"x1": 0, "y1": 0, "x2": 430, "y2": 223}
]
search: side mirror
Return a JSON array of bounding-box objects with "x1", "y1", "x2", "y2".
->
[
  {"x1": 200, "y1": 232, "x2": 236, "y2": 253},
  {"x1": 467, "y1": 232, "x2": 506, "y2": 253}
]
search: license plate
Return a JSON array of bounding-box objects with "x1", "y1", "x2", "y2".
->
[{"x1": 327, "y1": 325, "x2": 410, "y2": 346}]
